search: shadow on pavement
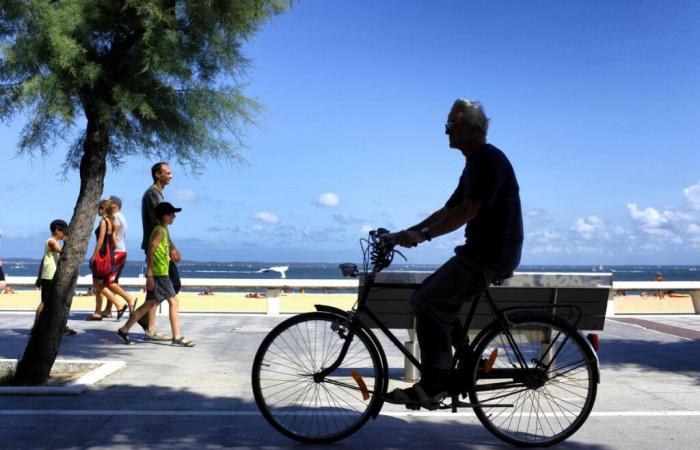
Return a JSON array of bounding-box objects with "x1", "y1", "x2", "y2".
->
[
  {"x1": 0, "y1": 383, "x2": 611, "y2": 450},
  {"x1": 598, "y1": 338, "x2": 700, "y2": 385}
]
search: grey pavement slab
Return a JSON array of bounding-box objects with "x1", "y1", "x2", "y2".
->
[{"x1": 1, "y1": 311, "x2": 700, "y2": 449}]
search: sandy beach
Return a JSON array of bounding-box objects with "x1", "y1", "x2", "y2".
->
[
  {"x1": 0, "y1": 290, "x2": 357, "y2": 314},
  {"x1": 0, "y1": 290, "x2": 695, "y2": 314}
]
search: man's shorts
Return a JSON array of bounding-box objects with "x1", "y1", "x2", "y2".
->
[{"x1": 148, "y1": 276, "x2": 176, "y2": 303}]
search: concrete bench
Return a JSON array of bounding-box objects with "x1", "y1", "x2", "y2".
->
[{"x1": 359, "y1": 271, "x2": 612, "y2": 380}]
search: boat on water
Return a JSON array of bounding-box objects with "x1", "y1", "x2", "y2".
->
[{"x1": 259, "y1": 266, "x2": 289, "y2": 279}]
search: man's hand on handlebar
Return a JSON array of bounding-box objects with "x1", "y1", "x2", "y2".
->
[{"x1": 390, "y1": 230, "x2": 427, "y2": 248}]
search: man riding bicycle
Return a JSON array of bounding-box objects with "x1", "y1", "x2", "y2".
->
[{"x1": 386, "y1": 98, "x2": 524, "y2": 408}]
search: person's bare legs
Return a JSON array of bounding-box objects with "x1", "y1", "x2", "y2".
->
[
  {"x1": 90, "y1": 280, "x2": 105, "y2": 319},
  {"x1": 167, "y1": 296, "x2": 181, "y2": 338},
  {"x1": 145, "y1": 303, "x2": 158, "y2": 332},
  {"x1": 119, "y1": 299, "x2": 158, "y2": 334},
  {"x1": 101, "y1": 287, "x2": 122, "y2": 315},
  {"x1": 106, "y1": 283, "x2": 135, "y2": 311}
]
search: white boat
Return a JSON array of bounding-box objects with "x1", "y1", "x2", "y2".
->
[{"x1": 259, "y1": 265, "x2": 289, "y2": 279}]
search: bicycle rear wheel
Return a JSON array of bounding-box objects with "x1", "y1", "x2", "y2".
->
[
  {"x1": 469, "y1": 314, "x2": 597, "y2": 447},
  {"x1": 252, "y1": 312, "x2": 383, "y2": 443}
]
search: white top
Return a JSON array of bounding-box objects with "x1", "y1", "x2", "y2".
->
[{"x1": 113, "y1": 211, "x2": 127, "y2": 252}]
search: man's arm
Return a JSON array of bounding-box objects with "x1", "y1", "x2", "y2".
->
[
  {"x1": 396, "y1": 199, "x2": 481, "y2": 247},
  {"x1": 405, "y1": 207, "x2": 450, "y2": 232},
  {"x1": 48, "y1": 237, "x2": 62, "y2": 253}
]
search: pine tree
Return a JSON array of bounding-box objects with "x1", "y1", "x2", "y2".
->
[{"x1": 0, "y1": 0, "x2": 289, "y2": 385}]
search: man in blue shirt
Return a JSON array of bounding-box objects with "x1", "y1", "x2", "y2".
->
[{"x1": 387, "y1": 99, "x2": 524, "y2": 408}]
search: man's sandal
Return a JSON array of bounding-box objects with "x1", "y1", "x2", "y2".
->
[
  {"x1": 116, "y1": 329, "x2": 133, "y2": 345},
  {"x1": 171, "y1": 336, "x2": 194, "y2": 347},
  {"x1": 384, "y1": 384, "x2": 447, "y2": 411}
]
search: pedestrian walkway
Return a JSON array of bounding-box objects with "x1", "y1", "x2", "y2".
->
[{"x1": 1, "y1": 312, "x2": 700, "y2": 449}]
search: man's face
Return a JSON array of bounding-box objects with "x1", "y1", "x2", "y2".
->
[
  {"x1": 445, "y1": 109, "x2": 480, "y2": 152},
  {"x1": 157, "y1": 165, "x2": 173, "y2": 186},
  {"x1": 445, "y1": 110, "x2": 466, "y2": 149}
]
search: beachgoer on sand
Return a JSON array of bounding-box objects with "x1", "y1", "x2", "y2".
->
[
  {"x1": 0, "y1": 258, "x2": 7, "y2": 293},
  {"x1": 654, "y1": 272, "x2": 664, "y2": 299},
  {"x1": 32, "y1": 219, "x2": 77, "y2": 336},
  {"x1": 118, "y1": 202, "x2": 193, "y2": 347}
]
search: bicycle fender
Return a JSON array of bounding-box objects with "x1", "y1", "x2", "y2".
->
[
  {"x1": 313, "y1": 305, "x2": 390, "y2": 417},
  {"x1": 314, "y1": 304, "x2": 349, "y2": 316}
]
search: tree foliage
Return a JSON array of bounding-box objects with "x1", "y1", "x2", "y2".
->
[
  {"x1": 0, "y1": 0, "x2": 289, "y2": 169},
  {"x1": 0, "y1": 0, "x2": 289, "y2": 386}
]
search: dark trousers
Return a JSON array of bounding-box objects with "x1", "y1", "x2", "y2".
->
[{"x1": 410, "y1": 255, "x2": 496, "y2": 376}]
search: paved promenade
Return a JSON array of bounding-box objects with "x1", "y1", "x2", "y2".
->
[{"x1": 1, "y1": 311, "x2": 700, "y2": 449}]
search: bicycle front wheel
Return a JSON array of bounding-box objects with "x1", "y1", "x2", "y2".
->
[
  {"x1": 469, "y1": 314, "x2": 597, "y2": 447},
  {"x1": 251, "y1": 312, "x2": 383, "y2": 444}
]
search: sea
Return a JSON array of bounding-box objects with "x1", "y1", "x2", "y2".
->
[{"x1": 2, "y1": 259, "x2": 699, "y2": 283}]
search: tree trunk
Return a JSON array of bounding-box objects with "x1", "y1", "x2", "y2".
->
[{"x1": 12, "y1": 118, "x2": 109, "y2": 386}]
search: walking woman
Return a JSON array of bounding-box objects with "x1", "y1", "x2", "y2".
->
[{"x1": 87, "y1": 199, "x2": 136, "y2": 321}]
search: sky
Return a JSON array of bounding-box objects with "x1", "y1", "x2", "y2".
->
[{"x1": 0, "y1": 0, "x2": 699, "y2": 265}]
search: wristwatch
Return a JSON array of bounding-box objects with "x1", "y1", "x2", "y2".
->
[{"x1": 420, "y1": 227, "x2": 432, "y2": 242}]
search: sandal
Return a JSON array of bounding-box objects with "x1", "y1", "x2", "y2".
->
[
  {"x1": 64, "y1": 326, "x2": 77, "y2": 336},
  {"x1": 384, "y1": 383, "x2": 447, "y2": 411},
  {"x1": 116, "y1": 329, "x2": 133, "y2": 345},
  {"x1": 116, "y1": 304, "x2": 129, "y2": 320},
  {"x1": 171, "y1": 336, "x2": 194, "y2": 347},
  {"x1": 86, "y1": 314, "x2": 103, "y2": 321}
]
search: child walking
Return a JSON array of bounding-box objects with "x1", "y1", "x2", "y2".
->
[
  {"x1": 33, "y1": 219, "x2": 77, "y2": 336},
  {"x1": 117, "y1": 202, "x2": 193, "y2": 346}
]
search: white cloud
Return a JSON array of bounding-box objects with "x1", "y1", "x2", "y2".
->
[
  {"x1": 573, "y1": 216, "x2": 605, "y2": 240},
  {"x1": 360, "y1": 224, "x2": 373, "y2": 234},
  {"x1": 251, "y1": 224, "x2": 263, "y2": 232},
  {"x1": 254, "y1": 211, "x2": 279, "y2": 224},
  {"x1": 627, "y1": 203, "x2": 667, "y2": 228},
  {"x1": 317, "y1": 192, "x2": 340, "y2": 207},
  {"x1": 523, "y1": 207, "x2": 551, "y2": 226},
  {"x1": 173, "y1": 189, "x2": 198, "y2": 203},
  {"x1": 332, "y1": 213, "x2": 361, "y2": 224},
  {"x1": 684, "y1": 181, "x2": 700, "y2": 210}
]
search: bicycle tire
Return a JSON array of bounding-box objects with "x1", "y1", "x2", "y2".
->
[
  {"x1": 252, "y1": 311, "x2": 384, "y2": 443},
  {"x1": 468, "y1": 314, "x2": 597, "y2": 447}
]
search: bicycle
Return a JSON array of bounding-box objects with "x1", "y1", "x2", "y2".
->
[{"x1": 251, "y1": 229, "x2": 599, "y2": 447}]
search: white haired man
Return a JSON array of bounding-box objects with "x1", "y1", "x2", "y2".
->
[{"x1": 386, "y1": 99, "x2": 524, "y2": 409}]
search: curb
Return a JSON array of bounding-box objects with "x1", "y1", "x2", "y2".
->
[{"x1": 0, "y1": 359, "x2": 125, "y2": 395}]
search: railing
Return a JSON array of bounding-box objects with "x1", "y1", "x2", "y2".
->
[{"x1": 6, "y1": 276, "x2": 700, "y2": 315}]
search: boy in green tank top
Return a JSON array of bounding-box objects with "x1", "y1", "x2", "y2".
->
[{"x1": 117, "y1": 202, "x2": 193, "y2": 346}]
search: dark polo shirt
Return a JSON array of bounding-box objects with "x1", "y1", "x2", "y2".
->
[{"x1": 445, "y1": 143, "x2": 524, "y2": 274}]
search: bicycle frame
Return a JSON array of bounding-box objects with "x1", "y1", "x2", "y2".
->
[{"x1": 316, "y1": 270, "x2": 540, "y2": 398}]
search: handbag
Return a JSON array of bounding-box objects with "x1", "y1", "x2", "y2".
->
[{"x1": 91, "y1": 226, "x2": 115, "y2": 278}]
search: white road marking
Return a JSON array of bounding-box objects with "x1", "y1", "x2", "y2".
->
[{"x1": 0, "y1": 410, "x2": 698, "y2": 417}]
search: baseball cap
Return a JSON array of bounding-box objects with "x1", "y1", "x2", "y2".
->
[
  {"x1": 155, "y1": 202, "x2": 182, "y2": 218},
  {"x1": 108, "y1": 195, "x2": 122, "y2": 208}
]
